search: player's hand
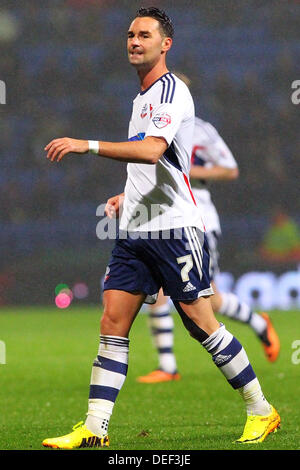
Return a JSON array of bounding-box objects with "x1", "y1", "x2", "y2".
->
[
  {"x1": 45, "y1": 138, "x2": 89, "y2": 162},
  {"x1": 105, "y1": 193, "x2": 125, "y2": 219}
]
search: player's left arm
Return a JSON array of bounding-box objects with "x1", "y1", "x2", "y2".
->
[
  {"x1": 44, "y1": 136, "x2": 167, "y2": 164},
  {"x1": 190, "y1": 127, "x2": 239, "y2": 181},
  {"x1": 189, "y1": 165, "x2": 239, "y2": 181},
  {"x1": 105, "y1": 192, "x2": 125, "y2": 219}
]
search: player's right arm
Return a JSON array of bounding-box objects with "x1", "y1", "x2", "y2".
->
[{"x1": 44, "y1": 136, "x2": 167, "y2": 164}]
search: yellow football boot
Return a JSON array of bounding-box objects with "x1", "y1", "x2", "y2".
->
[
  {"x1": 236, "y1": 405, "x2": 280, "y2": 444},
  {"x1": 42, "y1": 421, "x2": 109, "y2": 449}
]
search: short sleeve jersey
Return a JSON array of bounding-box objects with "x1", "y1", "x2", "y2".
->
[
  {"x1": 190, "y1": 116, "x2": 238, "y2": 190},
  {"x1": 119, "y1": 72, "x2": 205, "y2": 233}
]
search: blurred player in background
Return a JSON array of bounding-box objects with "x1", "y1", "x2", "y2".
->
[
  {"x1": 42, "y1": 7, "x2": 280, "y2": 449},
  {"x1": 136, "y1": 76, "x2": 280, "y2": 384}
]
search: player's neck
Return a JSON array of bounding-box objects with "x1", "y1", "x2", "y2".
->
[{"x1": 138, "y1": 62, "x2": 169, "y2": 92}]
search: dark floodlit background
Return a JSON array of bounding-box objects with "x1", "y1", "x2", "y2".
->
[{"x1": 0, "y1": 0, "x2": 299, "y2": 306}]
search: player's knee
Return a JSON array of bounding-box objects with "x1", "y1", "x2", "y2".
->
[
  {"x1": 185, "y1": 319, "x2": 209, "y2": 343},
  {"x1": 100, "y1": 308, "x2": 122, "y2": 335},
  {"x1": 172, "y1": 300, "x2": 209, "y2": 343}
]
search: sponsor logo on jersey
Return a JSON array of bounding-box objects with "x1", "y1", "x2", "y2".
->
[
  {"x1": 152, "y1": 112, "x2": 171, "y2": 129},
  {"x1": 141, "y1": 103, "x2": 153, "y2": 119}
]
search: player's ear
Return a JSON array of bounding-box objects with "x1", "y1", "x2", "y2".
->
[{"x1": 161, "y1": 37, "x2": 172, "y2": 53}]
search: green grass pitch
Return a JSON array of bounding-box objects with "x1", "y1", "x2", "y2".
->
[{"x1": 0, "y1": 306, "x2": 299, "y2": 450}]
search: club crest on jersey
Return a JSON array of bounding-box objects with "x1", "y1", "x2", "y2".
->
[
  {"x1": 152, "y1": 113, "x2": 171, "y2": 128},
  {"x1": 140, "y1": 104, "x2": 147, "y2": 118}
]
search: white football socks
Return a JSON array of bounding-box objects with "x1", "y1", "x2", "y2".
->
[
  {"x1": 219, "y1": 292, "x2": 267, "y2": 336},
  {"x1": 238, "y1": 378, "x2": 272, "y2": 416},
  {"x1": 85, "y1": 335, "x2": 129, "y2": 437},
  {"x1": 202, "y1": 323, "x2": 271, "y2": 416},
  {"x1": 149, "y1": 303, "x2": 177, "y2": 374}
]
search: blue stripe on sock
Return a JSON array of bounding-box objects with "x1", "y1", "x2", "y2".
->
[
  {"x1": 152, "y1": 328, "x2": 173, "y2": 335},
  {"x1": 207, "y1": 338, "x2": 223, "y2": 355},
  {"x1": 149, "y1": 312, "x2": 170, "y2": 318},
  {"x1": 89, "y1": 384, "x2": 120, "y2": 401},
  {"x1": 158, "y1": 347, "x2": 173, "y2": 354},
  {"x1": 95, "y1": 355, "x2": 128, "y2": 375},
  {"x1": 247, "y1": 311, "x2": 253, "y2": 324},
  {"x1": 100, "y1": 335, "x2": 129, "y2": 347},
  {"x1": 228, "y1": 363, "x2": 256, "y2": 389},
  {"x1": 234, "y1": 303, "x2": 242, "y2": 318}
]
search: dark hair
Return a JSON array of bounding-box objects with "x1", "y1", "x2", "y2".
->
[{"x1": 136, "y1": 7, "x2": 174, "y2": 38}]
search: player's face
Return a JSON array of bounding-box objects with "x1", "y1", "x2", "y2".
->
[{"x1": 127, "y1": 17, "x2": 170, "y2": 69}]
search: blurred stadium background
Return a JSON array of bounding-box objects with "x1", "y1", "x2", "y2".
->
[{"x1": 0, "y1": 0, "x2": 299, "y2": 308}]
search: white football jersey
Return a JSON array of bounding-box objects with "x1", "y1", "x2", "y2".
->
[
  {"x1": 190, "y1": 117, "x2": 238, "y2": 234},
  {"x1": 119, "y1": 72, "x2": 205, "y2": 233}
]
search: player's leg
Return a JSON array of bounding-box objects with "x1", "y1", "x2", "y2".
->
[
  {"x1": 174, "y1": 296, "x2": 280, "y2": 443},
  {"x1": 207, "y1": 230, "x2": 280, "y2": 362},
  {"x1": 137, "y1": 288, "x2": 180, "y2": 383},
  {"x1": 210, "y1": 281, "x2": 280, "y2": 362},
  {"x1": 43, "y1": 289, "x2": 146, "y2": 449},
  {"x1": 159, "y1": 228, "x2": 280, "y2": 443},
  {"x1": 85, "y1": 289, "x2": 146, "y2": 436},
  {"x1": 101, "y1": 289, "x2": 145, "y2": 336}
]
